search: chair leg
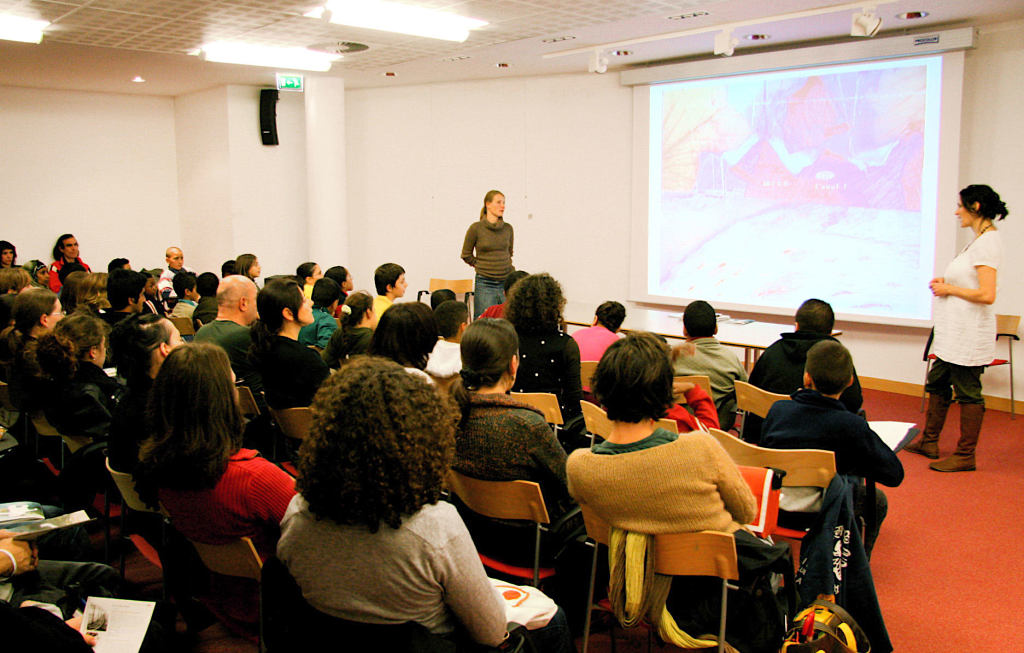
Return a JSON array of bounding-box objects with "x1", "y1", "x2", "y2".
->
[
  {"x1": 532, "y1": 524, "x2": 541, "y2": 588},
  {"x1": 1009, "y1": 345, "x2": 1015, "y2": 419},
  {"x1": 717, "y1": 578, "x2": 728, "y2": 653},
  {"x1": 582, "y1": 543, "x2": 599, "y2": 653}
]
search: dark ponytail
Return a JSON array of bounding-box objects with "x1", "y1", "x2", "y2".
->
[
  {"x1": 341, "y1": 291, "x2": 373, "y2": 331},
  {"x1": 110, "y1": 313, "x2": 173, "y2": 386},
  {"x1": 250, "y1": 278, "x2": 303, "y2": 360},
  {"x1": 450, "y1": 318, "x2": 518, "y2": 426}
]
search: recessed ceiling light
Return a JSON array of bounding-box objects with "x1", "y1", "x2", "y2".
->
[
  {"x1": 896, "y1": 11, "x2": 929, "y2": 20},
  {"x1": 611, "y1": 50, "x2": 633, "y2": 56},
  {"x1": 541, "y1": 35, "x2": 576, "y2": 43},
  {"x1": 743, "y1": 34, "x2": 770, "y2": 41},
  {"x1": 131, "y1": 75, "x2": 146, "y2": 83},
  {"x1": 668, "y1": 11, "x2": 709, "y2": 20},
  {"x1": 495, "y1": 62, "x2": 510, "y2": 68},
  {"x1": 382, "y1": 71, "x2": 397, "y2": 77}
]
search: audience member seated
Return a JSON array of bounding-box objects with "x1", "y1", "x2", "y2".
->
[
  {"x1": 425, "y1": 300, "x2": 468, "y2": 381},
  {"x1": 321, "y1": 291, "x2": 375, "y2": 369},
  {"x1": 156, "y1": 246, "x2": 190, "y2": 308},
  {"x1": 429, "y1": 288, "x2": 456, "y2": 310},
  {"x1": 479, "y1": 270, "x2": 528, "y2": 320},
  {"x1": 450, "y1": 319, "x2": 577, "y2": 557},
  {"x1": 139, "y1": 271, "x2": 165, "y2": 317},
  {"x1": 34, "y1": 312, "x2": 118, "y2": 440},
  {"x1": 0, "y1": 289, "x2": 62, "y2": 411},
  {"x1": 48, "y1": 234, "x2": 90, "y2": 292},
  {"x1": 296, "y1": 262, "x2": 322, "y2": 299},
  {"x1": 671, "y1": 300, "x2": 748, "y2": 431},
  {"x1": 0, "y1": 240, "x2": 16, "y2": 269},
  {"x1": 73, "y1": 273, "x2": 110, "y2": 316},
  {"x1": 323, "y1": 265, "x2": 353, "y2": 315},
  {"x1": 567, "y1": 332, "x2": 792, "y2": 651},
  {"x1": 234, "y1": 253, "x2": 261, "y2": 287},
  {"x1": 762, "y1": 340, "x2": 903, "y2": 557},
  {"x1": 506, "y1": 273, "x2": 585, "y2": 446},
  {"x1": 297, "y1": 278, "x2": 340, "y2": 350},
  {"x1": 250, "y1": 279, "x2": 328, "y2": 408},
  {"x1": 57, "y1": 269, "x2": 88, "y2": 315},
  {"x1": 370, "y1": 302, "x2": 437, "y2": 383},
  {"x1": 192, "y1": 272, "x2": 220, "y2": 326},
  {"x1": 107, "y1": 314, "x2": 182, "y2": 472},
  {"x1": 136, "y1": 343, "x2": 295, "y2": 628},
  {"x1": 571, "y1": 300, "x2": 625, "y2": 372},
  {"x1": 23, "y1": 260, "x2": 50, "y2": 290},
  {"x1": 194, "y1": 275, "x2": 263, "y2": 399},
  {"x1": 100, "y1": 269, "x2": 146, "y2": 328},
  {"x1": 168, "y1": 272, "x2": 199, "y2": 319},
  {"x1": 0, "y1": 268, "x2": 32, "y2": 331},
  {"x1": 277, "y1": 357, "x2": 572, "y2": 652},
  {"x1": 220, "y1": 259, "x2": 236, "y2": 279},
  {"x1": 106, "y1": 257, "x2": 130, "y2": 272},
  {"x1": 372, "y1": 262, "x2": 406, "y2": 317},
  {"x1": 746, "y1": 298, "x2": 863, "y2": 443}
]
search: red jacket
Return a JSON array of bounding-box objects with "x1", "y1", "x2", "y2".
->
[
  {"x1": 665, "y1": 384, "x2": 720, "y2": 432},
  {"x1": 48, "y1": 257, "x2": 91, "y2": 292}
]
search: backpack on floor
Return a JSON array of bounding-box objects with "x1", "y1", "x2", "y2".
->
[{"x1": 782, "y1": 599, "x2": 871, "y2": 653}]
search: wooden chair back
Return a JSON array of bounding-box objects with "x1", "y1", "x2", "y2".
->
[
  {"x1": 0, "y1": 381, "x2": 14, "y2": 411},
  {"x1": 734, "y1": 381, "x2": 789, "y2": 418},
  {"x1": 446, "y1": 470, "x2": 550, "y2": 524},
  {"x1": 189, "y1": 536, "x2": 263, "y2": 580},
  {"x1": 708, "y1": 428, "x2": 836, "y2": 488},
  {"x1": 105, "y1": 457, "x2": 163, "y2": 515},
  {"x1": 658, "y1": 418, "x2": 679, "y2": 433},
  {"x1": 31, "y1": 410, "x2": 91, "y2": 454},
  {"x1": 675, "y1": 375, "x2": 712, "y2": 396},
  {"x1": 270, "y1": 406, "x2": 312, "y2": 441},
  {"x1": 653, "y1": 531, "x2": 739, "y2": 581},
  {"x1": 580, "y1": 505, "x2": 611, "y2": 547},
  {"x1": 580, "y1": 361, "x2": 599, "y2": 389},
  {"x1": 514, "y1": 392, "x2": 564, "y2": 425},
  {"x1": 168, "y1": 316, "x2": 196, "y2": 336},
  {"x1": 581, "y1": 400, "x2": 611, "y2": 439},
  {"x1": 996, "y1": 314, "x2": 1021, "y2": 337},
  {"x1": 236, "y1": 386, "x2": 261, "y2": 418},
  {"x1": 429, "y1": 278, "x2": 475, "y2": 295}
]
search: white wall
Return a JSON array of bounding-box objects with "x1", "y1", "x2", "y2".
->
[
  {"x1": 345, "y1": 21, "x2": 1023, "y2": 402},
  {"x1": 0, "y1": 86, "x2": 179, "y2": 271}
]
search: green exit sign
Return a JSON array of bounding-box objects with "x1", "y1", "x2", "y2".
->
[{"x1": 276, "y1": 74, "x2": 304, "y2": 92}]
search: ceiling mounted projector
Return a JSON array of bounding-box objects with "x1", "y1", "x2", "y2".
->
[{"x1": 851, "y1": 8, "x2": 882, "y2": 37}]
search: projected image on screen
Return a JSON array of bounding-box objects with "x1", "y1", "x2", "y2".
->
[{"x1": 649, "y1": 57, "x2": 941, "y2": 321}]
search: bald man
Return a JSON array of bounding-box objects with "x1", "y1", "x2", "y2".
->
[
  {"x1": 194, "y1": 275, "x2": 261, "y2": 395},
  {"x1": 156, "y1": 246, "x2": 191, "y2": 309}
]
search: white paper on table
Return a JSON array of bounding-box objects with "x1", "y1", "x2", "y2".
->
[
  {"x1": 80, "y1": 597, "x2": 155, "y2": 653},
  {"x1": 868, "y1": 421, "x2": 918, "y2": 451}
]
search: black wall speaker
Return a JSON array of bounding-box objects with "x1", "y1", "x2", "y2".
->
[{"x1": 260, "y1": 89, "x2": 279, "y2": 146}]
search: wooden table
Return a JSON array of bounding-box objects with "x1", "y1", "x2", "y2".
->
[{"x1": 563, "y1": 301, "x2": 839, "y2": 370}]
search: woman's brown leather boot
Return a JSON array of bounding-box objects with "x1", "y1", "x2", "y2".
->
[
  {"x1": 905, "y1": 393, "x2": 949, "y2": 459},
  {"x1": 929, "y1": 403, "x2": 983, "y2": 472}
]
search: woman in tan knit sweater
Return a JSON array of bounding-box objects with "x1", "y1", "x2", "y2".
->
[{"x1": 566, "y1": 331, "x2": 755, "y2": 533}]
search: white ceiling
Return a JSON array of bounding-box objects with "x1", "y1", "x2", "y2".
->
[{"x1": 1, "y1": 0, "x2": 1021, "y2": 96}]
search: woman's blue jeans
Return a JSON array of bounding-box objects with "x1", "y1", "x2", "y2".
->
[{"x1": 473, "y1": 274, "x2": 506, "y2": 320}]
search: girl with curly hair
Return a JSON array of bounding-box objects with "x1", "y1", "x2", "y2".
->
[
  {"x1": 33, "y1": 311, "x2": 118, "y2": 441},
  {"x1": 505, "y1": 273, "x2": 584, "y2": 446},
  {"x1": 277, "y1": 356, "x2": 510, "y2": 646}
]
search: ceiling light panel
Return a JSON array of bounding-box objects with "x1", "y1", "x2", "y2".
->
[
  {"x1": 313, "y1": 1, "x2": 488, "y2": 42},
  {"x1": 201, "y1": 41, "x2": 340, "y2": 71}
]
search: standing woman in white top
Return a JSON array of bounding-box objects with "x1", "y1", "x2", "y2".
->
[{"x1": 905, "y1": 185, "x2": 1007, "y2": 472}]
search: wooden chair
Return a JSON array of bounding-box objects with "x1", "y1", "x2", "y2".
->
[
  {"x1": 31, "y1": 410, "x2": 91, "y2": 469},
  {"x1": 416, "y1": 278, "x2": 475, "y2": 308},
  {"x1": 445, "y1": 470, "x2": 554, "y2": 587},
  {"x1": 735, "y1": 465, "x2": 781, "y2": 538},
  {"x1": 236, "y1": 385, "x2": 261, "y2": 419},
  {"x1": 734, "y1": 380, "x2": 789, "y2": 439},
  {"x1": 189, "y1": 536, "x2": 263, "y2": 581},
  {"x1": 675, "y1": 374, "x2": 712, "y2": 397},
  {"x1": 270, "y1": 406, "x2": 312, "y2": 442},
  {"x1": 579, "y1": 506, "x2": 739, "y2": 653},
  {"x1": 168, "y1": 316, "x2": 196, "y2": 337},
  {"x1": 921, "y1": 313, "x2": 1019, "y2": 418},
  {"x1": 581, "y1": 400, "x2": 678, "y2": 444},
  {"x1": 708, "y1": 428, "x2": 835, "y2": 561},
  {"x1": 514, "y1": 392, "x2": 564, "y2": 426},
  {"x1": 105, "y1": 457, "x2": 166, "y2": 577},
  {"x1": 580, "y1": 360, "x2": 599, "y2": 390}
]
